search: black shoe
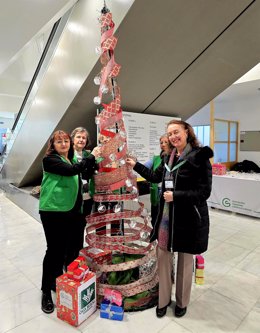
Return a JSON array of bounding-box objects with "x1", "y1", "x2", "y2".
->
[
  {"x1": 175, "y1": 305, "x2": 187, "y2": 318},
  {"x1": 156, "y1": 300, "x2": 172, "y2": 318},
  {"x1": 41, "y1": 292, "x2": 54, "y2": 314}
]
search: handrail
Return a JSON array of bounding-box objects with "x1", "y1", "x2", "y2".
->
[
  {"x1": 0, "y1": 7, "x2": 73, "y2": 171},
  {"x1": 11, "y1": 19, "x2": 61, "y2": 132}
]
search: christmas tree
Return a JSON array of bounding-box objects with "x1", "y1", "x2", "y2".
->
[{"x1": 85, "y1": 2, "x2": 158, "y2": 311}]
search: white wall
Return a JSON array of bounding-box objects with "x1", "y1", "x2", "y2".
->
[
  {"x1": 187, "y1": 104, "x2": 210, "y2": 126},
  {"x1": 188, "y1": 95, "x2": 260, "y2": 165}
]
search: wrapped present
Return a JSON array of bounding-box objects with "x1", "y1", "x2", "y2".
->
[
  {"x1": 100, "y1": 299, "x2": 124, "y2": 321},
  {"x1": 72, "y1": 265, "x2": 90, "y2": 282},
  {"x1": 195, "y1": 268, "x2": 204, "y2": 278},
  {"x1": 104, "y1": 288, "x2": 122, "y2": 306},
  {"x1": 74, "y1": 256, "x2": 86, "y2": 266},
  {"x1": 195, "y1": 255, "x2": 205, "y2": 285},
  {"x1": 56, "y1": 272, "x2": 96, "y2": 327},
  {"x1": 196, "y1": 255, "x2": 204, "y2": 269},
  {"x1": 80, "y1": 247, "x2": 112, "y2": 267},
  {"x1": 195, "y1": 277, "x2": 204, "y2": 285},
  {"x1": 67, "y1": 261, "x2": 79, "y2": 276},
  {"x1": 212, "y1": 163, "x2": 226, "y2": 175}
]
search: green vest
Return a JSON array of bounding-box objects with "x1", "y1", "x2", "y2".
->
[
  {"x1": 39, "y1": 155, "x2": 80, "y2": 212},
  {"x1": 150, "y1": 155, "x2": 162, "y2": 206}
]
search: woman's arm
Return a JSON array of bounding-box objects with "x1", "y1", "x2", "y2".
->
[
  {"x1": 144, "y1": 159, "x2": 153, "y2": 169},
  {"x1": 82, "y1": 162, "x2": 98, "y2": 180},
  {"x1": 43, "y1": 154, "x2": 96, "y2": 176},
  {"x1": 133, "y1": 161, "x2": 164, "y2": 183}
]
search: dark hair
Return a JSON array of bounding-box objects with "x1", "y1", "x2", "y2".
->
[
  {"x1": 167, "y1": 119, "x2": 200, "y2": 148},
  {"x1": 45, "y1": 130, "x2": 74, "y2": 160},
  {"x1": 71, "y1": 127, "x2": 90, "y2": 149}
]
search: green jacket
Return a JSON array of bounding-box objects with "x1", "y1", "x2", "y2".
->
[
  {"x1": 150, "y1": 155, "x2": 162, "y2": 206},
  {"x1": 39, "y1": 155, "x2": 80, "y2": 212}
]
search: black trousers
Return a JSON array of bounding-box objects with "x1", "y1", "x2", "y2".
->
[
  {"x1": 83, "y1": 198, "x2": 93, "y2": 217},
  {"x1": 40, "y1": 210, "x2": 84, "y2": 293},
  {"x1": 151, "y1": 204, "x2": 159, "y2": 228}
]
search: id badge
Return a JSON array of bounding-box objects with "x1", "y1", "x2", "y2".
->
[{"x1": 165, "y1": 180, "x2": 174, "y2": 189}]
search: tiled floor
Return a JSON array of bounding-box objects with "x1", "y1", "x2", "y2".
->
[{"x1": 0, "y1": 191, "x2": 260, "y2": 333}]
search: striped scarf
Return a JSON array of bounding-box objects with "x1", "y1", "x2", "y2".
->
[
  {"x1": 158, "y1": 149, "x2": 176, "y2": 250},
  {"x1": 157, "y1": 144, "x2": 192, "y2": 250}
]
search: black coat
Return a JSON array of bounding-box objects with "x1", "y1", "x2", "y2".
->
[{"x1": 134, "y1": 146, "x2": 213, "y2": 254}]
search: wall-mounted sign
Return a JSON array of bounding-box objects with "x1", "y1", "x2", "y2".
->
[
  {"x1": 240, "y1": 131, "x2": 260, "y2": 151},
  {"x1": 123, "y1": 112, "x2": 180, "y2": 164}
]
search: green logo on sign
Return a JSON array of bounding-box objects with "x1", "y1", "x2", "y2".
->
[
  {"x1": 81, "y1": 282, "x2": 95, "y2": 309},
  {"x1": 222, "y1": 197, "x2": 231, "y2": 207}
]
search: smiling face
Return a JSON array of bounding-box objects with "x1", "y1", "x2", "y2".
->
[
  {"x1": 160, "y1": 136, "x2": 169, "y2": 153},
  {"x1": 167, "y1": 123, "x2": 188, "y2": 153},
  {"x1": 73, "y1": 131, "x2": 88, "y2": 152},
  {"x1": 53, "y1": 133, "x2": 71, "y2": 157}
]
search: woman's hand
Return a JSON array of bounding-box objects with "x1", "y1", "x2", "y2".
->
[
  {"x1": 126, "y1": 158, "x2": 136, "y2": 168},
  {"x1": 91, "y1": 146, "x2": 101, "y2": 158},
  {"x1": 163, "y1": 190, "x2": 174, "y2": 202}
]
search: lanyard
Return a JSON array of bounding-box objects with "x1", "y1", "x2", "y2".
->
[{"x1": 165, "y1": 159, "x2": 186, "y2": 173}]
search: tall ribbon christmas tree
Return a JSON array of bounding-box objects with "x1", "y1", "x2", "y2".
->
[{"x1": 85, "y1": 2, "x2": 158, "y2": 311}]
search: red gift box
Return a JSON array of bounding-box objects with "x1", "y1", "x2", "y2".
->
[
  {"x1": 67, "y1": 261, "x2": 79, "y2": 276},
  {"x1": 79, "y1": 247, "x2": 112, "y2": 267},
  {"x1": 104, "y1": 288, "x2": 123, "y2": 306},
  {"x1": 74, "y1": 256, "x2": 86, "y2": 266},
  {"x1": 71, "y1": 265, "x2": 90, "y2": 282},
  {"x1": 56, "y1": 272, "x2": 96, "y2": 326},
  {"x1": 212, "y1": 163, "x2": 226, "y2": 175},
  {"x1": 196, "y1": 255, "x2": 204, "y2": 269},
  {"x1": 67, "y1": 257, "x2": 88, "y2": 280}
]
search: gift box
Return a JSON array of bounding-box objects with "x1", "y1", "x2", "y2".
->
[
  {"x1": 195, "y1": 277, "x2": 204, "y2": 285},
  {"x1": 195, "y1": 268, "x2": 204, "y2": 278},
  {"x1": 104, "y1": 288, "x2": 122, "y2": 306},
  {"x1": 100, "y1": 299, "x2": 124, "y2": 321},
  {"x1": 56, "y1": 272, "x2": 96, "y2": 327},
  {"x1": 67, "y1": 261, "x2": 79, "y2": 276},
  {"x1": 212, "y1": 163, "x2": 226, "y2": 175},
  {"x1": 196, "y1": 255, "x2": 205, "y2": 269},
  {"x1": 72, "y1": 265, "x2": 90, "y2": 282},
  {"x1": 74, "y1": 256, "x2": 86, "y2": 266},
  {"x1": 195, "y1": 255, "x2": 205, "y2": 285},
  {"x1": 80, "y1": 247, "x2": 112, "y2": 267}
]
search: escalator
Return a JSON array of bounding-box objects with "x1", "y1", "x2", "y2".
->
[{"x1": 0, "y1": 0, "x2": 135, "y2": 218}]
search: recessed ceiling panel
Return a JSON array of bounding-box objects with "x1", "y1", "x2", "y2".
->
[
  {"x1": 112, "y1": 0, "x2": 254, "y2": 114},
  {"x1": 144, "y1": 0, "x2": 260, "y2": 119}
]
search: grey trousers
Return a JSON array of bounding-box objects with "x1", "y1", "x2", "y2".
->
[{"x1": 158, "y1": 247, "x2": 193, "y2": 308}]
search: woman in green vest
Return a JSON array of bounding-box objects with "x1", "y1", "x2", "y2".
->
[
  {"x1": 144, "y1": 134, "x2": 170, "y2": 227},
  {"x1": 71, "y1": 127, "x2": 95, "y2": 217},
  {"x1": 39, "y1": 130, "x2": 100, "y2": 314}
]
